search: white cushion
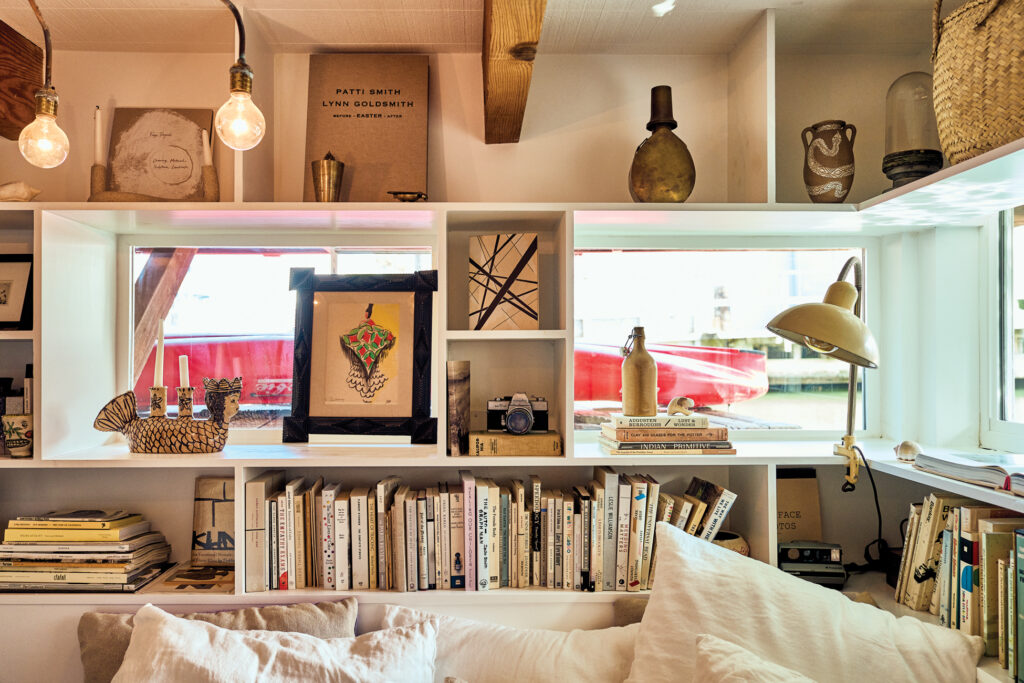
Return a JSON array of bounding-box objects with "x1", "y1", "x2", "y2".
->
[
  {"x1": 695, "y1": 634, "x2": 816, "y2": 683},
  {"x1": 626, "y1": 522, "x2": 984, "y2": 683},
  {"x1": 112, "y1": 603, "x2": 437, "y2": 683},
  {"x1": 382, "y1": 604, "x2": 639, "y2": 683}
]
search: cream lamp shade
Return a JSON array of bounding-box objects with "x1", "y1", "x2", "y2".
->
[{"x1": 766, "y1": 280, "x2": 879, "y2": 368}]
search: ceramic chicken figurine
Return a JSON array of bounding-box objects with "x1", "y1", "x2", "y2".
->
[{"x1": 93, "y1": 377, "x2": 242, "y2": 454}]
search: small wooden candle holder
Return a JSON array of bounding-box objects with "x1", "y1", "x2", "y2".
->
[
  {"x1": 87, "y1": 164, "x2": 219, "y2": 202},
  {"x1": 93, "y1": 378, "x2": 242, "y2": 455}
]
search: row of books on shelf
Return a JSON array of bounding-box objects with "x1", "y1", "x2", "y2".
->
[
  {"x1": 597, "y1": 414, "x2": 735, "y2": 456},
  {"x1": 895, "y1": 493, "x2": 1024, "y2": 675},
  {"x1": 0, "y1": 510, "x2": 171, "y2": 592},
  {"x1": 244, "y1": 468, "x2": 737, "y2": 594}
]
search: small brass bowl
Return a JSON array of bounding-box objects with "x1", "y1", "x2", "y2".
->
[{"x1": 388, "y1": 191, "x2": 427, "y2": 202}]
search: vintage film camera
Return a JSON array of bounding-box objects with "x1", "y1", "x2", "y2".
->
[
  {"x1": 778, "y1": 541, "x2": 846, "y2": 588},
  {"x1": 486, "y1": 393, "x2": 548, "y2": 435}
]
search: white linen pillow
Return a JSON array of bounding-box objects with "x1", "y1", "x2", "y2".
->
[
  {"x1": 382, "y1": 604, "x2": 639, "y2": 683},
  {"x1": 627, "y1": 523, "x2": 984, "y2": 683},
  {"x1": 112, "y1": 603, "x2": 437, "y2": 683},
  {"x1": 695, "y1": 633, "x2": 817, "y2": 683}
]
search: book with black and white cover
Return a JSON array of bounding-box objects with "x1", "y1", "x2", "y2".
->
[
  {"x1": 349, "y1": 487, "x2": 370, "y2": 590},
  {"x1": 276, "y1": 490, "x2": 288, "y2": 589},
  {"x1": 334, "y1": 490, "x2": 351, "y2": 590},
  {"x1": 459, "y1": 471, "x2": 476, "y2": 592},
  {"x1": 530, "y1": 475, "x2": 541, "y2": 586},
  {"x1": 562, "y1": 492, "x2": 574, "y2": 591},
  {"x1": 321, "y1": 483, "x2": 341, "y2": 590},
  {"x1": 487, "y1": 479, "x2": 500, "y2": 587},
  {"x1": 552, "y1": 490, "x2": 563, "y2": 589},
  {"x1": 500, "y1": 486, "x2": 511, "y2": 588},
  {"x1": 439, "y1": 484, "x2": 451, "y2": 589},
  {"x1": 266, "y1": 499, "x2": 276, "y2": 590},
  {"x1": 284, "y1": 477, "x2": 305, "y2": 591},
  {"x1": 625, "y1": 475, "x2": 648, "y2": 592},
  {"x1": 639, "y1": 474, "x2": 660, "y2": 589},
  {"x1": 449, "y1": 489, "x2": 465, "y2": 589},
  {"x1": 573, "y1": 504, "x2": 583, "y2": 591},
  {"x1": 594, "y1": 466, "x2": 618, "y2": 592},
  {"x1": 404, "y1": 490, "x2": 419, "y2": 592},
  {"x1": 605, "y1": 413, "x2": 710, "y2": 429},
  {"x1": 509, "y1": 486, "x2": 519, "y2": 588},
  {"x1": 615, "y1": 479, "x2": 631, "y2": 591},
  {"x1": 684, "y1": 477, "x2": 737, "y2": 541},
  {"x1": 391, "y1": 486, "x2": 410, "y2": 592},
  {"x1": 416, "y1": 490, "x2": 429, "y2": 590},
  {"x1": 247, "y1": 471, "x2": 283, "y2": 592},
  {"x1": 0, "y1": 531, "x2": 165, "y2": 555},
  {"x1": 476, "y1": 479, "x2": 490, "y2": 591},
  {"x1": 544, "y1": 490, "x2": 556, "y2": 588},
  {"x1": 573, "y1": 486, "x2": 591, "y2": 591},
  {"x1": 427, "y1": 486, "x2": 440, "y2": 590}
]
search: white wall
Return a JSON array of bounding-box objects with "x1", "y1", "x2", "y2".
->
[
  {"x1": 275, "y1": 52, "x2": 730, "y2": 203},
  {"x1": 0, "y1": 51, "x2": 237, "y2": 203}
]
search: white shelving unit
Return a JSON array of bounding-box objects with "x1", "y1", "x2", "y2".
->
[{"x1": 0, "y1": 3, "x2": 1020, "y2": 680}]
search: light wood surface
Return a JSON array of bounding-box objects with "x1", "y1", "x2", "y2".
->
[{"x1": 482, "y1": 0, "x2": 547, "y2": 144}]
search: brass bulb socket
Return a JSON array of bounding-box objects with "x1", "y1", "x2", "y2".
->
[
  {"x1": 229, "y1": 62, "x2": 254, "y2": 94},
  {"x1": 34, "y1": 89, "x2": 58, "y2": 117}
]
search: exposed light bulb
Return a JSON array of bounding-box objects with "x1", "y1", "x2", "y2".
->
[
  {"x1": 19, "y1": 92, "x2": 69, "y2": 169},
  {"x1": 804, "y1": 336, "x2": 838, "y2": 354},
  {"x1": 651, "y1": 0, "x2": 675, "y2": 17},
  {"x1": 215, "y1": 90, "x2": 265, "y2": 151}
]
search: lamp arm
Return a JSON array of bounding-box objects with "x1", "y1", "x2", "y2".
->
[
  {"x1": 837, "y1": 256, "x2": 864, "y2": 318},
  {"x1": 219, "y1": 0, "x2": 246, "y2": 63},
  {"x1": 27, "y1": 0, "x2": 52, "y2": 89},
  {"x1": 836, "y1": 255, "x2": 865, "y2": 491}
]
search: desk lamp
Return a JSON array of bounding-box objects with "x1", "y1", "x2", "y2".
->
[{"x1": 766, "y1": 256, "x2": 879, "y2": 491}]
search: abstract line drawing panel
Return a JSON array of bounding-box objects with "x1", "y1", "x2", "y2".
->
[{"x1": 468, "y1": 233, "x2": 539, "y2": 331}]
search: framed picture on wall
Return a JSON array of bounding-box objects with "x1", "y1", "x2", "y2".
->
[
  {"x1": 284, "y1": 268, "x2": 438, "y2": 444},
  {"x1": 0, "y1": 255, "x2": 32, "y2": 330}
]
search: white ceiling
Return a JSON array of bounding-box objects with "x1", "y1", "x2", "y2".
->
[{"x1": 0, "y1": 0, "x2": 936, "y2": 55}]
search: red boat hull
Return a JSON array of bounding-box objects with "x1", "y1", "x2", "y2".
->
[
  {"x1": 135, "y1": 337, "x2": 768, "y2": 409},
  {"x1": 574, "y1": 343, "x2": 767, "y2": 407}
]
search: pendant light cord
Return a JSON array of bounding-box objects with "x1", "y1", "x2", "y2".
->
[
  {"x1": 26, "y1": 0, "x2": 52, "y2": 89},
  {"x1": 219, "y1": 0, "x2": 246, "y2": 63}
]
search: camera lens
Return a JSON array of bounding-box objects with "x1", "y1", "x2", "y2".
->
[{"x1": 505, "y1": 406, "x2": 534, "y2": 435}]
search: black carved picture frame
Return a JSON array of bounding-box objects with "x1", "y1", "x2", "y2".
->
[{"x1": 283, "y1": 268, "x2": 438, "y2": 444}]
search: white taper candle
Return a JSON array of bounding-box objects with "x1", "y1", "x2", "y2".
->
[
  {"x1": 179, "y1": 355, "x2": 189, "y2": 388},
  {"x1": 154, "y1": 319, "x2": 164, "y2": 387}
]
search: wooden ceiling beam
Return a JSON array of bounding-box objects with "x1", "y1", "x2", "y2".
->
[{"x1": 482, "y1": 0, "x2": 547, "y2": 145}]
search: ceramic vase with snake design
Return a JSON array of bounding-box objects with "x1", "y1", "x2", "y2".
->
[{"x1": 802, "y1": 120, "x2": 856, "y2": 203}]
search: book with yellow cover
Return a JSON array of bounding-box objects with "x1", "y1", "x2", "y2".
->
[
  {"x1": 8, "y1": 514, "x2": 143, "y2": 530},
  {"x1": 2, "y1": 521, "x2": 151, "y2": 543}
]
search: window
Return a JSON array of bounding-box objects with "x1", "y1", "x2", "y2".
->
[
  {"x1": 131, "y1": 247, "x2": 431, "y2": 429},
  {"x1": 998, "y1": 207, "x2": 1024, "y2": 423},
  {"x1": 574, "y1": 248, "x2": 866, "y2": 431}
]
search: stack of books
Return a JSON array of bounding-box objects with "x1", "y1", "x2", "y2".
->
[
  {"x1": 895, "y1": 494, "x2": 1024, "y2": 673},
  {"x1": 0, "y1": 509, "x2": 170, "y2": 592},
  {"x1": 244, "y1": 468, "x2": 737, "y2": 594},
  {"x1": 597, "y1": 413, "x2": 735, "y2": 455}
]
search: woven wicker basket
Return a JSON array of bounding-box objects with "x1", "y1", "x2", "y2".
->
[{"x1": 932, "y1": 0, "x2": 1024, "y2": 164}]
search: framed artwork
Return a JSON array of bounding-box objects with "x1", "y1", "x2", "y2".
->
[
  {"x1": 0, "y1": 255, "x2": 32, "y2": 330},
  {"x1": 284, "y1": 268, "x2": 437, "y2": 444},
  {"x1": 469, "y1": 232, "x2": 539, "y2": 330},
  {"x1": 107, "y1": 107, "x2": 213, "y2": 201}
]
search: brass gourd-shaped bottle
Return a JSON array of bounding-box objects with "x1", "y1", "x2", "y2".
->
[
  {"x1": 621, "y1": 326, "x2": 658, "y2": 416},
  {"x1": 629, "y1": 85, "x2": 696, "y2": 203}
]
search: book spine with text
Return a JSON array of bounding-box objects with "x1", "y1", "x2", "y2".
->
[
  {"x1": 404, "y1": 495, "x2": 419, "y2": 592},
  {"x1": 530, "y1": 475, "x2": 541, "y2": 586},
  {"x1": 627, "y1": 478, "x2": 648, "y2": 592},
  {"x1": 553, "y1": 492, "x2": 562, "y2": 589},
  {"x1": 449, "y1": 491, "x2": 465, "y2": 589},
  {"x1": 615, "y1": 481, "x2": 631, "y2": 591},
  {"x1": 595, "y1": 467, "x2": 618, "y2": 592},
  {"x1": 366, "y1": 494, "x2": 377, "y2": 591},
  {"x1": 563, "y1": 495, "x2": 573, "y2": 591},
  {"x1": 417, "y1": 492, "x2": 429, "y2": 590},
  {"x1": 391, "y1": 488, "x2": 407, "y2": 593},
  {"x1": 334, "y1": 492, "x2": 350, "y2": 590},
  {"x1": 425, "y1": 491, "x2": 436, "y2": 590},
  {"x1": 981, "y1": 532, "x2": 1014, "y2": 655},
  {"x1": 602, "y1": 427, "x2": 728, "y2": 441},
  {"x1": 460, "y1": 471, "x2": 476, "y2": 591},
  {"x1": 609, "y1": 415, "x2": 709, "y2": 428},
  {"x1": 269, "y1": 499, "x2": 278, "y2": 590},
  {"x1": 639, "y1": 477, "x2": 659, "y2": 589},
  {"x1": 476, "y1": 481, "x2": 490, "y2": 591},
  {"x1": 350, "y1": 489, "x2": 369, "y2": 590},
  {"x1": 439, "y1": 486, "x2": 452, "y2": 589},
  {"x1": 277, "y1": 491, "x2": 289, "y2": 590},
  {"x1": 500, "y1": 489, "x2": 510, "y2": 588},
  {"x1": 488, "y1": 481, "x2": 499, "y2": 586},
  {"x1": 698, "y1": 489, "x2": 737, "y2": 541},
  {"x1": 322, "y1": 485, "x2": 336, "y2": 590}
]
